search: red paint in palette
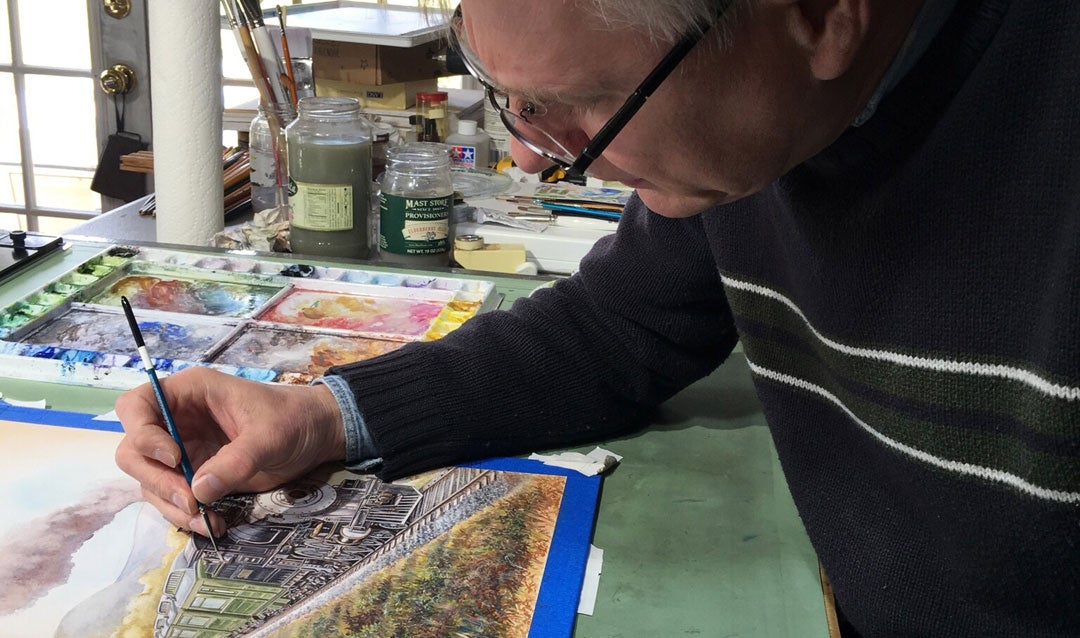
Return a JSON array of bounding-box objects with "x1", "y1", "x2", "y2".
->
[{"x1": 258, "y1": 290, "x2": 445, "y2": 338}]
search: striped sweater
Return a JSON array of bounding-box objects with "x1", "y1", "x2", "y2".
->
[{"x1": 329, "y1": 0, "x2": 1079, "y2": 634}]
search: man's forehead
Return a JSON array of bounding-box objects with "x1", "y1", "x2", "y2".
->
[{"x1": 462, "y1": 1, "x2": 644, "y2": 100}]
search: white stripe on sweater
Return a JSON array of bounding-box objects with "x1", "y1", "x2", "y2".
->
[
  {"x1": 748, "y1": 359, "x2": 1080, "y2": 504},
  {"x1": 722, "y1": 275, "x2": 1080, "y2": 401}
]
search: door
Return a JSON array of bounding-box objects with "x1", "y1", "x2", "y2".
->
[{"x1": 0, "y1": 0, "x2": 150, "y2": 234}]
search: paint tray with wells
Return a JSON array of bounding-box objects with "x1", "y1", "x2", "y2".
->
[{"x1": 0, "y1": 245, "x2": 497, "y2": 389}]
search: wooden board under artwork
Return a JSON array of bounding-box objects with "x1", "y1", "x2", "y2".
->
[{"x1": 0, "y1": 406, "x2": 599, "y2": 638}]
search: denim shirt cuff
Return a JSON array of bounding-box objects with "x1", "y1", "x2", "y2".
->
[{"x1": 312, "y1": 374, "x2": 383, "y2": 472}]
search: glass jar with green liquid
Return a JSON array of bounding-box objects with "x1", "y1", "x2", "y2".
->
[{"x1": 286, "y1": 96, "x2": 373, "y2": 259}]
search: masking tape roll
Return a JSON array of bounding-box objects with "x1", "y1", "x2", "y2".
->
[{"x1": 454, "y1": 234, "x2": 485, "y2": 251}]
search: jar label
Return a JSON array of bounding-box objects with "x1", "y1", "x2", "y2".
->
[
  {"x1": 449, "y1": 145, "x2": 478, "y2": 168},
  {"x1": 291, "y1": 181, "x2": 353, "y2": 231},
  {"x1": 379, "y1": 193, "x2": 452, "y2": 256}
]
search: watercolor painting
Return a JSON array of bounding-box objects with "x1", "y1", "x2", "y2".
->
[
  {"x1": 257, "y1": 289, "x2": 447, "y2": 339},
  {"x1": 0, "y1": 419, "x2": 145, "y2": 638},
  {"x1": 211, "y1": 325, "x2": 407, "y2": 378},
  {"x1": 0, "y1": 414, "x2": 598, "y2": 637}
]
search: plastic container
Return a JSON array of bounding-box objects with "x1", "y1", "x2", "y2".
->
[
  {"x1": 248, "y1": 102, "x2": 296, "y2": 213},
  {"x1": 416, "y1": 91, "x2": 449, "y2": 142},
  {"x1": 286, "y1": 96, "x2": 374, "y2": 259},
  {"x1": 445, "y1": 119, "x2": 491, "y2": 169},
  {"x1": 378, "y1": 142, "x2": 454, "y2": 267},
  {"x1": 370, "y1": 121, "x2": 397, "y2": 182}
]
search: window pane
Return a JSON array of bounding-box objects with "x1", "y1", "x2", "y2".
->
[
  {"x1": 17, "y1": 0, "x2": 90, "y2": 70},
  {"x1": 0, "y1": 73, "x2": 19, "y2": 164},
  {"x1": 223, "y1": 84, "x2": 258, "y2": 110},
  {"x1": 0, "y1": 1, "x2": 11, "y2": 65},
  {"x1": 33, "y1": 167, "x2": 98, "y2": 211},
  {"x1": 0, "y1": 163, "x2": 23, "y2": 206},
  {"x1": 221, "y1": 29, "x2": 251, "y2": 81},
  {"x1": 0, "y1": 211, "x2": 25, "y2": 230},
  {"x1": 37, "y1": 214, "x2": 92, "y2": 235},
  {"x1": 24, "y1": 75, "x2": 96, "y2": 167}
]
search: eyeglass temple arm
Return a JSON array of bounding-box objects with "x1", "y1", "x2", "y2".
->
[{"x1": 570, "y1": 24, "x2": 714, "y2": 175}]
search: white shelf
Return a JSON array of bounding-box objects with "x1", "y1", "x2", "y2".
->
[{"x1": 271, "y1": 2, "x2": 447, "y2": 47}]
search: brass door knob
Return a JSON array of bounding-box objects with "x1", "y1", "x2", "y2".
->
[
  {"x1": 103, "y1": 0, "x2": 131, "y2": 19},
  {"x1": 99, "y1": 64, "x2": 136, "y2": 95}
]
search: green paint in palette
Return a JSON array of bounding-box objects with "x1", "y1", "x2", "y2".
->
[{"x1": 0, "y1": 252, "x2": 132, "y2": 334}]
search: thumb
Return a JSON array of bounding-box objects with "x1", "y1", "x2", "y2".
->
[{"x1": 191, "y1": 440, "x2": 261, "y2": 504}]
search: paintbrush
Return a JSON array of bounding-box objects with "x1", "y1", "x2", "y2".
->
[
  {"x1": 237, "y1": 0, "x2": 289, "y2": 104},
  {"x1": 120, "y1": 296, "x2": 222, "y2": 558},
  {"x1": 522, "y1": 200, "x2": 622, "y2": 221},
  {"x1": 277, "y1": 5, "x2": 298, "y2": 107},
  {"x1": 229, "y1": 1, "x2": 275, "y2": 106},
  {"x1": 220, "y1": 0, "x2": 248, "y2": 66},
  {"x1": 499, "y1": 195, "x2": 625, "y2": 212}
]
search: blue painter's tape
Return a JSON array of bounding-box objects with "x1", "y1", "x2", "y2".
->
[
  {"x1": 463, "y1": 457, "x2": 602, "y2": 637},
  {"x1": 0, "y1": 403, "x2": 122, "y2": 432}
]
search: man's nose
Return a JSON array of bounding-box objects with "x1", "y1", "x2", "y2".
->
[{"x1": 509, "y1": 138, "x2": 560, "y2": 175}]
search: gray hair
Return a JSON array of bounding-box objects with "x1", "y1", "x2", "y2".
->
[
  {"x1": 420, "y1": 0, "x2": 748, "y2": 47},
  {"x1": 581, "y1": 0, "x2": 748, "y2": 45}
]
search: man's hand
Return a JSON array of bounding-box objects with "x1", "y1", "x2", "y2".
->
[{"x1": 114, "y1": 367, "x2": 345, "y2": 536}]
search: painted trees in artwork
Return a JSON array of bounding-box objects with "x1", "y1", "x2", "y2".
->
[{"x1": 280, "y1": 475, "x2": 564, "y2": 638}]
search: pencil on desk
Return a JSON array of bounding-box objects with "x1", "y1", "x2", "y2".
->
[{"x1": 121, "y1": 147, "x2": 252, "y2": 217}]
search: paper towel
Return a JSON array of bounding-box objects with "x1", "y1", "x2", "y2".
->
[{"x1": 148, "y1": 0, "x2": 223, "y2": 245}]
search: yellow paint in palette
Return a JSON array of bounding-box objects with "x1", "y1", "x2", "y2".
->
[{"x1": 424, "y1": 299, "x2": 484, "y2": 340}]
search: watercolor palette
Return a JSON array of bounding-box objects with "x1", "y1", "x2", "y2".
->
[{"x1": 0, "y1": 245, "x2": 496, "y2": 389}]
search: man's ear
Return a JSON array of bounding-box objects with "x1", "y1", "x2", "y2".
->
[{"x1": 786, "y1": 0, "x2": 871, "y2": 81}]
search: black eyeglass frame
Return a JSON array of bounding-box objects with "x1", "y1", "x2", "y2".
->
[{"x1": 449, "y1": 7, "x2": 719, "y2": 175}]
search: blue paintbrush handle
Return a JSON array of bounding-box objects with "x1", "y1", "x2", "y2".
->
[{"x1": 145, "y1": 366, "x2": 197, "y2": 487}]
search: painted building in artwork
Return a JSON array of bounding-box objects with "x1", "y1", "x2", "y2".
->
[
  {"x1": 154, "y1": 476, "x2": 423, "y2": 638},
  {"x1": 155, "y1": 557, "x2": 287, "y2": 638}
]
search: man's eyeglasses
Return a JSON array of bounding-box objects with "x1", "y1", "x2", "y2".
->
[{"x1": 449, "y1": 6, "x2": 719, "y2": 176}]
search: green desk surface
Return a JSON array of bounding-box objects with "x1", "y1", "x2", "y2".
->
[{"x1": 0, "y1": 239, "x2": 827, "y2": 637}]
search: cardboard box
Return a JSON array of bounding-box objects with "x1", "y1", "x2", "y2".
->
[
  {"x1": 313, "y1": 39, "x2": 443, "y2": 86},
  {"x1": 314, "y1": 77, "x2": 439, "y2": 110}
]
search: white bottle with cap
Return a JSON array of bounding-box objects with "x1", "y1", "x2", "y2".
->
[{"x1": 444, "y1": 119, "x2": 492, "y2": 169}]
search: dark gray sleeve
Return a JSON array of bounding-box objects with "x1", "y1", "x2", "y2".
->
[{"x1": 326, "y1": 195, "x2": 738, "y2": 480}]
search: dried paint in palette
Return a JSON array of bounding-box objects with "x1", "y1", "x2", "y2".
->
[
  {"x1": 257, "y1": 289, "x2": 446, "y2": 339},
  {"x1": 210, "y1": 325, "x2": 407, "y2": 377},
  {"x1": 14, "y1": 307, "x2": 235, "y2": 363},
  {"x1": 0, "y1": 244, "x2": 498, "y2": 390},
  {"x1": 0, "y1": 262, "x2": 128, "y2": 335},
  {"x1": 91, "y1": 274, "x2": 283, "y2": 318}
]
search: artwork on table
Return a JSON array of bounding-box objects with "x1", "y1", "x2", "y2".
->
[
  {"x1": 0, "y1": 246, "x2": 496, "y2": 390},
  {"x1": 0, "y1": 407, "x2": 599, "y2": 638}
]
